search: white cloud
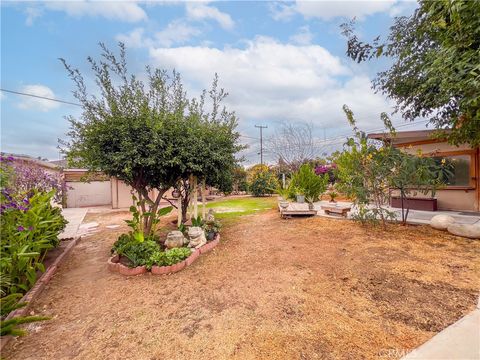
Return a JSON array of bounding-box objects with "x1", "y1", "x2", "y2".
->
[
  {"x1": 25, "y1": 7, "x2": 43, "y2": 26},
  {"x1": 185, "y1": 2, "x2": 234, "y2": 30},
  {"x1": 44, "y1": 1, "x2": 147, "y2": 22},
  {"x1": 116, "y1": 20, "x2": 201, "y2": 48},
  {"x1": 116, "y1": 27, "x2": 148, "y2": 48},
  {"x1": 290, "y1": 26, "x2": 313, "y2": 45},
  {"x1": 154, "y1": 20, "x2": 202, "y2": 47},
  {"x1": 148, "y1": 37, "x2": 393, "y2": 137},
  {"x1": 271, "y1": 0, "x2": 397, "y2": 21},
  {"x1": 16, "y1": 85, "x2": 60, "y2": 112}
]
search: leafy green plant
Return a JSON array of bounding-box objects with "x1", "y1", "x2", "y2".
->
[
  {"x1": 290, "y1": 164, "x2": 328, "y2": 204},
  {"x1": 146, "y1": 248, "x2": 192, "y2": 269},
  {"x1": 203, "y1": 219, "x2": 222, "y2": 240},
  {"x1": 249, "y1": 170, "x2": 279, "y2": 197},
  {"x1": 111, "y1": 236, "x2": 160, "y2": 268},
  {"x1": 0, "y1": 190, "x2": 67, "y2": 295},
  {"x1": 125, "y1": 195, "x2": 173, "y2": 242},
  {"x1": 1, "y1": 294, "x2": 50, "y2": 337},
  {"x1": 191, "y1": 215, "x2": 204, "y2": 227},
  {"x1": 273, "y1": 183, "x2": 291, "y2": 199},
  {"x1": 121, "y1": 240, "x2": 160, "y2": 268}
]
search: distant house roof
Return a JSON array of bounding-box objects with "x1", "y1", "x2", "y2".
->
[
  {"x1": 49, "y1": 159, "x2": 68, "y2": 168},
  {"x1": 2, "y1": 153, "x2": 60, "y2": 171},
  {"x1": 367, "y1": 129, "x2": 449, "y2": 145}
]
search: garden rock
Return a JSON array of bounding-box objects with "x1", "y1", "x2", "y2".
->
[
  {"x1": 447, "y1": 223, "x2": 480, "y2": 239},
  {"x1": 164, "y1": 231, "x2": 186, "y2": 249},
  {"x1": 430, "y1": 214, "x2": 455, "y2": 231},
  {"x1": 187, "y1": 226, "x2": 207, "y2": 249}
]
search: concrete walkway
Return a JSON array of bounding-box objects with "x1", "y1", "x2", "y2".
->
[
  {"x1": 402, "y1": 307, "x2": 480, "y2": 359},
  {"x1": 309, "y1": 201, "x2": 480, "y2": 225},
  {"x1": 59, "y1": 208, "x2": 88, "y2": 239}
]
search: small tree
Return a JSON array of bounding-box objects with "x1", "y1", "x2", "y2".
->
[
  {"x1": 269, "y1": 123, "x2": 316, "y2": 172},
  {"x1": 249, "y1": 170, "x2": 278, "y2": 197},
  {"x1": 61, "y1": 43, "x2": 241, "y2": 234},
  {"x1": 165, "y1": 76, "x2": 244, "y2": 223},
  {"x1": 389, "y1": 151, "x2": 452, "y2": 225},
  {"x1": 335, "y1": 106, "x2": 450, "y2": 227}
]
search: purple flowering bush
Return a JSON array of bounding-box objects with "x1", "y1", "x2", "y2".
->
[
  {"x1": 314, "y1": 163, "x2": 337, "y2": 183},
  {"x1": 1, "y1": 156, "x2": 67, "y2": 296}
]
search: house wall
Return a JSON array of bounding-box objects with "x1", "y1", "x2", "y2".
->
[
  {"x1": 66, "y1": 181, "x2": 112, "y2": 208},
  {"x1": 395, "y1": 141, "x2": 479, "y2": 212},
  {"x1": 111, "y1": 178, "x2": 175, "y2": 209}
]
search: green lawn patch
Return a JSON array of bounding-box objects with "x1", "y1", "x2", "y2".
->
[{"x1": 206, "y1": 196, "x2": 276, "y2": 219}]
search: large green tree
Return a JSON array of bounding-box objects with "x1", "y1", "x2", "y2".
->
[
  {"x1": 342, "y1": 0, "x2": 480, "y2": 146},
  {"x1": 61, "y1": 43, "x2": 241, "y2": 234}
]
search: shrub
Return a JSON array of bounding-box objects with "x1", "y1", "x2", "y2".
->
[
  {"x1": 249, "y1": 170, "x2": 279, "y2": 197},
  {"x1": 290, "y1": 164, "x2": 329, "y2": 203},
  {"x1": 0, "y1": 189, "x2": 67, "y2": 295}
]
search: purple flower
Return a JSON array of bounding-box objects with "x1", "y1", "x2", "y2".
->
[
  {"x1": 17, "y1": 226, "x2": 25, "y2": 231},
  {"x1": 28, "y1": 226, "x2": 34, "y2": 231}
]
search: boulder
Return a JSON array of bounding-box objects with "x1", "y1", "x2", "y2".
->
[
  {"x1": 430, "y1": 214, "x2": 456, "y2": 231},
  {"x1": 164, "y1": 231, "x2": 186, "y2": 249},
  {"x1": 447, "y1": 223, "x2": 480, "y2": 239}
]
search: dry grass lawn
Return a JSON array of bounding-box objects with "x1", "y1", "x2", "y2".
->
[{"x1": 4, "y1": 201, "x2": 479, "y2": 360}]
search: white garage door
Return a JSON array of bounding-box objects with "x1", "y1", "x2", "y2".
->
[{"x1": 66, "y1": 181, "x2": 112, "y2": 208}]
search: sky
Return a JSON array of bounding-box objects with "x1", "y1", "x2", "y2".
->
[{"x1": 1, "y1": 0, "x2": 421, "y2": 164}]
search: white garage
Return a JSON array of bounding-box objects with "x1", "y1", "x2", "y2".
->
[
  {"x1": 66, "y1": 180, "x2": 112, "y2": 208},
  {"x1": 64, "y1": 169, "x2": 112, "y2": 208}
]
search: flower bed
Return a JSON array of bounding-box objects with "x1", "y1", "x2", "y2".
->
[{"x1": 108, "y1": 234, "x2": 220, "y2": 276}]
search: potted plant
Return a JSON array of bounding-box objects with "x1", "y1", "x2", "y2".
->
[
  {"x1": 203, "y1": 219, "x2": 222, "y2": 240},
  {"x1": 295, "y1": 190, "x2": 305, "y2": 204},
  {"x1": 327, "y1": 184, "x2": 338, "y2": 203},
  {"x1": 274, "y1": 184, "x2": 291, "y2": 209}
]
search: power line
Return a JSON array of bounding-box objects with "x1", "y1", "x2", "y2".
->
[
  {"x1": 0, "y1": 88, "x2": 81, "y2": 107},
  {"x1": 2, "y1": 87, "x2": 430, "y2": 152},
  {"x1": 1, "y1": 87, "x2": 264, "y2": 142}
]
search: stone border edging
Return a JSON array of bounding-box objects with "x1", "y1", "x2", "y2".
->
[
  {"x1": 108, "y1": 234, "x2": 220, "y2": 276},
  {"x1": 1, "y1": 236, "x2": 82, "y2": 351}
]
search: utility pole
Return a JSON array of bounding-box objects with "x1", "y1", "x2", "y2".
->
[{"x1": 255, "y1": 125, "x2": 268, "y2": 166}]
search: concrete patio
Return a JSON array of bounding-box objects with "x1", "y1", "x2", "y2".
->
[{"x1": 281, "y1": 200, "x2": 480, "y2": 226}]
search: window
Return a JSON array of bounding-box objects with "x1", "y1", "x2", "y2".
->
[{"x1": 432, "y1": 154, "x2": 472, "y2": 187}]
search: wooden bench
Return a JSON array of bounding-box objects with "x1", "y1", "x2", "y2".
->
[{"x1": 321, "y1": 204, "x2": 351, "y2": 217}]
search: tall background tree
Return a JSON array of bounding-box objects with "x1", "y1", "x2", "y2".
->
[
  {"x1": 342, "y1": 0, "x2": 480, "y2": 146},
  {"x1": 61, "y1": 43, "x2": 242, "y2": 233},
  {"x1": 268, "y1": 123, "x2": 316, "y2": 173}
]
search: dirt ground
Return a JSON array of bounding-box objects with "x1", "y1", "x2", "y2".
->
[{"x1": 4, "y1": 208, "x2": 479, "y2": 360}]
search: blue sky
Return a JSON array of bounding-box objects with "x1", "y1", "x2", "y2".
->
[{"x1": 1, "y1": 0, "x2": 420, "y2": 164}]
